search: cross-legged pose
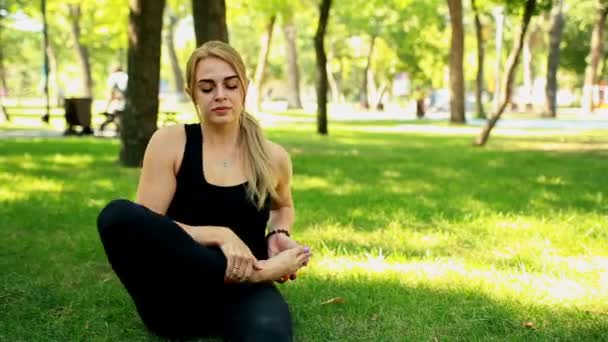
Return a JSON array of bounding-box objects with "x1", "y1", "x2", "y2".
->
[{"x1": 97, "y1": 41, "x2": 310, "y2": 341}]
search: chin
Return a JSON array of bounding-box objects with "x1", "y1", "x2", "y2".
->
[{"x1": 207, "y1": 114, "x2": 237, "y2": 125}]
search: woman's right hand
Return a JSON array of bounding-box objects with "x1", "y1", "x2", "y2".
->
[{"x1": 218, "y1": 228, "x2": 262, "y2": 282}]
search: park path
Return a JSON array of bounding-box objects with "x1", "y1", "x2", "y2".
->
[{"x1": 1, "y1": 109, "x2": 607, "y2": 139}]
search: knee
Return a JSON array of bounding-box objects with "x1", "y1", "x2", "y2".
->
[
  {"x1": 97, "y1": 199, "x2": 137, "y2": 240},
  {"x1": 243, "y1": 313, "x2": 292, "y2": 341}
]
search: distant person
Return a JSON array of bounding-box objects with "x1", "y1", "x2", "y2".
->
[
  {"x1": 99, "y1": 66, "x2": 128, "y2": 133},
  {"x1": 97, "y1": 41, "x2": 310, "y2": 340}
]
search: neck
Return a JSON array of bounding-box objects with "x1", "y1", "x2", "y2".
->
[{"x1": 200, "y1": 122, "x2": 240, "y2": 149}]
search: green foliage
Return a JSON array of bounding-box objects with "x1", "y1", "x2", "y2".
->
[
  {"x1": 386, "y1": 0, "x2": 448, "y2": 90},
  {"x1": 0, "y1": 0, "x2": 128, "y2": 98},
  {"x1": 559, "y1": 1, "x2": 597, "y2": 85}
]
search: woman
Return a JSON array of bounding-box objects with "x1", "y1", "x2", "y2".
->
[{"x1": 97, "y1": 41, "x2": 310, "y2": 341}]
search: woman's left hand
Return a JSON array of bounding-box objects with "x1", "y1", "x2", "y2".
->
[
  {"x1": 267, "y1": 233, "x2": 310, "y2": 282},
  {"x1": 267, "y1": 232, "x2": 300, "y2": 258}
]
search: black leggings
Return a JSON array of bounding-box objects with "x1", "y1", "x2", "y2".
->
[{"x1": 97, "y1": 199, "x2": 293, "y2": 341}]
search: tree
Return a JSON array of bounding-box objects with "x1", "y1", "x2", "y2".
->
[
  {"x1": 543, "y1": 0, "x2": 564, "y2": 117},
  {"x1": 0, "y1": 4, "x2": 9, "y2": 122},
  {"x1": 251, "y1": 15, "x2": 276, "y2": 110},
  {"x1": 315, "y1": 0, "x2": 331, "y2": 135},
  {"x1": 582, "y1": 0, "x2": 608, "y2": 113},
  {"x1": 471, "y1": 0, "x2": 486, "y2": 119},
  {"x1": 475, "y1": 0, "x2": 540, "y2": 146},
  {"x1": 283, "y1": 10, "x2": 303, "y2": 109},
  {"x1": 192, "y1": 0, "x2": 228, "y2": 46},
  {"x1": 120, "y1": 0, "x2": 166, "y2": 167},
  {"x1": 386, "y1": 0, "x2": 447, "y2": 118},
  {"x1": 164, "y1": 3, "x2": 186, "y2": 100},
  {"x1": 447, "y1": 0, "x2": 466, "y2": 123},
  {"x1": 67, "y1": 4, "x2": 93, "y2": 98},
  {"x1": 42, "y1": 0, "x2": 50, "y2": 123}
]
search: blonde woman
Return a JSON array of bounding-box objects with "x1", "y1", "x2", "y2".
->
[{"x1": 97, "y1": 41, "x2": 310, "y2": 341}]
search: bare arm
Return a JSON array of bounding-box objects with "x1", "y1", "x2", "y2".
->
[
  {"x1": 135, "y1": 127, "x2": 227, "y2": 246},
  {"x1": 268, "y1": 143, "x2": 295, "y2": 234}
]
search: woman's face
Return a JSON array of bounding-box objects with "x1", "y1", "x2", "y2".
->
[{"x1": 192, "y1": 56, "x2": 244, "y2": 126}]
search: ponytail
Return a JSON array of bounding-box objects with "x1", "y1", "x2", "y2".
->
[{"x1": 240, "y1": 111, "x2": 278, "y2": 209}]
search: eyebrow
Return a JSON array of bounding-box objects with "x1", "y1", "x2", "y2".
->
[{"x1": 197, "y1": 75, "x2": 239, "y2": 84}]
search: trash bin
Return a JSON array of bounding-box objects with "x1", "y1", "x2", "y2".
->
[{"x1": 64, "y1": 97, "x2": 93, "y2": 135}]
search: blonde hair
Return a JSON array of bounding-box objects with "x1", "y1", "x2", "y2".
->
[{"x1": 185, "y1": 41, "x2": 277, "y2": 209}]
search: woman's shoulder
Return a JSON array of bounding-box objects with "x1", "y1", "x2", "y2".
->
[
  {"x1": 265, "y1": 139, "x2": 290, "y2": 163},
  {"x1": 146, "y1": 125, "x2": 187, "y2": 156},
  {"x1": 144, "y1": 125, "x2": 188, "y2": 174},
  {"x1": 265, "y1": 139, "x2": 291, "y2": 176}
]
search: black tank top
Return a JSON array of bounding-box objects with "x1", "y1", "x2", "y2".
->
[{"x1": 166, "y1": 123, "x2": 270, "y2": 260}]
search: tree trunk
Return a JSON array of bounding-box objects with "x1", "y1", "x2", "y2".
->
[
  {"x1": 47, "y1": 43, "x2": 64, "y2": 107},
  {"x1": 326, "y1": 41, "x2": 342, "y2": 103},
  {"x1": 522, "y1": 29, "x2": 534, "y2": 111},
  {"x1": 475, "y1": 0, "x2": 537, "y2": 146},
  {"x1": 121, "y1": 0, "x2": 166, "y2": 167},
  {"x1": 252, "y1": 15, "x2": 276, "y2": 111},
  {"x1": 0, "y1": 47, "x2": 8, "y2": 98},
  {"x1": 416, "y1": 97, "x2": 426, "y2": 118},
  {"x1": 192, "y1": 0, "x2": 228, "y2": 46},
  {"x1": 283, "y1": 17, "x2": 303, "y2": 109},
  {"x1": 67, "y1": 4, "x2": 93, "y2": 98},
  {"x1": 0, "y1": 39, "x2": 9, "y2": 122},
  {"x1": 582, "y1": 2, "x2": 608, "y2": 114},
  {"x1": 543, "y1": 0, "x2": 564, "y2": 118},
  {"x1": 472, "y1": 0, "x2": 485, "y2": 119},
  {"x1": 327, "y1": 61, "x2": 340, "y2": 103},
  {"x1": 375, "y1": 83, "x2": 387, "y2": 110},
  {"x1": 447, "y1": 0, "x2": 466, "y2": 123},
  {"x1": 360, "y1": 35, "x2": 376, "y2": 109},
  {"x1": 42, "y1": 0, "x2": 50, "y2": 123},
  {"x1": 165, "y1": 8, "x2": 186, "y2": 101},
  {"x1": 315, "y1": 0, "x2": 331, "y2": 135}
]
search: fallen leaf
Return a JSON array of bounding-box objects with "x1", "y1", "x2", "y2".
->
[
  {"x1": 523, "y1": 321, "x2": 535, "y2": 329},
  {"x1": 320, "y1": 297, "x2": 345, "y2": 305}
]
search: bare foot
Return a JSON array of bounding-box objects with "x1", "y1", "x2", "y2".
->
[{"x1": 251, "y1": 247, "x2": 309, "y2": 283}]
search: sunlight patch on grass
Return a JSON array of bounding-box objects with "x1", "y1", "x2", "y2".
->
[
  {"x1": 308, "y1": 254, "x2": 608, "y2": 309},
  {"x1": 0, "y1": 175, "x2": 63, "y2": 202},
  {"x1": 303, "y1": 221, "x2": 454, "y2": 258},
  {"x1": 293, "y1": 175, "x2": 363, "y2": 195},
  {"x1": 45, "y1": 154, "x2": 96, "y2": 167},
  {"x1": 292, "y1": 176, "x2": 332, "y2": 191}
]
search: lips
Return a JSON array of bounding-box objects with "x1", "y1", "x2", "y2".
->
[{"x1": 212, "y1": 106, "x2": 231, "y2": 114}]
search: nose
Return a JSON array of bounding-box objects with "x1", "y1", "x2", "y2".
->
[{"x1": 214, "y1": 85, "x2": 227, "y2": 101}]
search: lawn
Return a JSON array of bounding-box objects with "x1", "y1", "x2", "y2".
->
[{"x1": 1, "y1": 120, "x2": 607, "y2": 341}]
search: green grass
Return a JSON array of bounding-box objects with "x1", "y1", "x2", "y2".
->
[{"x1": 1, "y1": 120, "x2": 608, "y2": 341}]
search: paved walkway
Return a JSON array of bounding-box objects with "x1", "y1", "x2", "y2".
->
[{"x1": 2, "y1": 110, "x2": 607, "y2": 139}]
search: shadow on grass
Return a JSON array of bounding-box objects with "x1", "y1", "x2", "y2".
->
[
  {"x1": 267, "y1": 130, "x2": 607, "y2": 225},
  {"x1": 285, "y1": 273, "x2": 608, "y2": 341},
  {"x1": 1, "y1": 130, "x2": 607, "y2": 340}
]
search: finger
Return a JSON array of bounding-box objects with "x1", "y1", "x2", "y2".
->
[
  {"x1": 293, "y1": 245, "x2": 307, "y2": 256},
  {"x1": 287, "y1": 238, "x2": 300, "y2": 249},
  {"x1": 253, "y1": 260, "x2": 264, "y2": 270},
  {"x1": 296, "y1": 253, "x2": 309, "y2": 267},
  {"x1": 233, "y1": 255, "x2": 246, "y2": 279},
  {"x1": 225, "y1": 253, "x2": 234, "y2": 278},
  {"x1": 242, "y1": 258, "x2": 254, "y2": 282}
]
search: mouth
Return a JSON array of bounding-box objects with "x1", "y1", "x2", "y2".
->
[{"x1": 211, "y1": 106, "x2": 232, "y2": 114}]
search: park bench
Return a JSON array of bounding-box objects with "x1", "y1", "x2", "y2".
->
[{"x1": 98, "y1": 109, "x2": 180, "y2": 134}]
